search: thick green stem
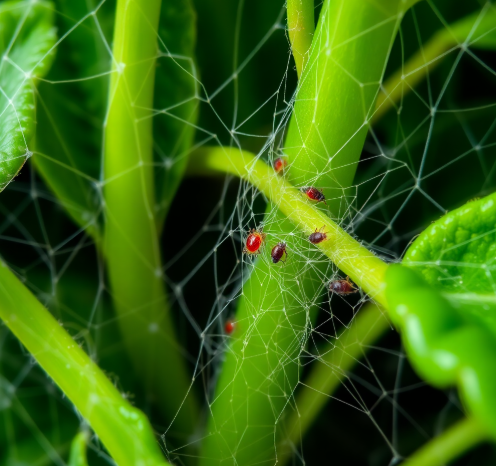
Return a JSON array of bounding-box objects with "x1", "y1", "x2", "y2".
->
[
  {"x1": 401, "y1": 417, "x2": 488, "y2": 466},
  {"x1": 199, "y1": 2, "x2": 409, "y2": 464},
  {"x1": 287, "y1": 0, "x2": 314, "y2": 77},
  {"x1": 284, "y1": 0, "x2": 408, "y2": 201},
  {"x1": 104, "y1": 0, "x2": 197, "y2": 435},
  {"x1": 0, "y1": 261, "x2": 169, "y2": 466},
  {"x1": 188, "y1": 147, "x2": 389, "y2": 302}
]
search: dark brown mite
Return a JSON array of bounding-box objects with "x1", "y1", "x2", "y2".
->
[
  {"x1": 328, "y1": 277, "x2": 358, "y2": 295},
  {"x1": 309, "y1": 226, "x2": 327, "y2": 244},
  {"x1": 301, "y1": 186, "x2": 327, "y2": 205},
  {"x1": 271, "y1": 242, "x2": 288, "y2": 264}
]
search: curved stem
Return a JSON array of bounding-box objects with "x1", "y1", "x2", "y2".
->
[
  {"x1": 373, "y1": 28, "x2": 452, "y2": 123},
  {"x1": 0, "y1": 261, "x2": 169, "y2": 466},
  {"x1": 104, "y1": 0, "x2": 197, "y2": 434},
  {"x1": 401, "y1": 417, "x2": 488, "y2": 466},
  {"x1": 68, "y1": 431, "x2": 89, "y2": 466},
  {"x1": 188, "y1": 146, "x2": 389, "y2": 304},
  {"x1": 373, "y1": 7, "x2": 496, "y2": 123},
  {"x1": 287, "y1": 0, "x2": 314, "y2": 77}
]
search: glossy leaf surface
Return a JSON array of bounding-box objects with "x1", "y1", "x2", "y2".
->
[
  {"x1": 385, "y1": 265, "x2": 496, "y2": 439},
  {"x1": 0, "y1": 0, "x2": 56, "y2": 191},
  {"x1": 405, "y1": 192, "x2": 496, "y2": 293},
  {"x1": 34, "y1": 1, "x2": 112, "y2": 241}
]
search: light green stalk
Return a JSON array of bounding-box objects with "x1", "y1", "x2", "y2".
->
[
  {"x1": 68, "y1": 431, "x2": 89, "y2": 466},
  {"x1": 188, "y1": 151, "x2": 390, "y2": 462},
  {"x1": 104, "y1": 0, "x2": 197, "y2": 436},
  {"x1": 373, "y1": 26, "x2": 452, "y2": 123},
  {"x1": 402, "y1": 417, "x2": 488, "y2": 466},
  {"x1": 188, "y1": 147, "x2": 389, "y2": 299},
  {"x1": 374, "y1": 6, "x2": 496, "y2": 122},
  {"x1": 287, "y1": 0, "x2": 314, "y2": 77},
  {"x1": 0, "y1": 261, "x2": 169, "y2": 466}
]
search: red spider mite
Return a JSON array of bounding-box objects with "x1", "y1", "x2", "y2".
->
[
  {"x1": 328, "y1": 276, "x2": 358, "y2": 295},
  {"x1": 271, "y1": 242, "x2": 288, "y2": 264},
  {"x1": 309, "y1": 226, "x2": 327, "y2": 244},
  {"x1": 273, "y1": 157, "x2": 287, "y2": 174},
  {"x1": 301, "y1": 186, "x2": 327, "y2": 205},
  {"x1": 225, "y1": 319, "x2": 236, "y2": 334},
  {"x1": 243, "y1": 227, "x2": 266, "y2": 255}
]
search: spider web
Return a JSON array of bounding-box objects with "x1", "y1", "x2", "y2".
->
[{"x1": 1, "y1": 0, "x2": 496, "y2": 465}]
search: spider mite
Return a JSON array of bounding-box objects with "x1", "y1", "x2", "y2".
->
[
  {"x1": 309, "y1": 226, "x2": 327, "y2": 244},
  {"x1": 328, "y1": 276, "x2": 358, "y2": 295},
  {"x1": 273, "y1": 157, "x2": 287, "y2": 174},
  {"x1": 271, "y1": 242, "x2": 288, "y2": 264},
  {"x1": 301, "y1": 186, "x2": 327, "y2": 205},
  {"x1": 243, "y1": 227, "x2": 266, "y2": 255},
  {"x1": 225, "y1": 319, "x2": 236, "y2": 334}
]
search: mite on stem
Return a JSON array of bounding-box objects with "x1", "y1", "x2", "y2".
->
[
  {"x1": 309, "y1": 226, "x2": 327, "y2": 244},
  {"x1": 329, "y1": 276, "x2": 358, "y2": 295},
  {"x1": 301, "y1": 186, "x2": 327, "y2": 205},
  {"x1": 271, "y1": 242, "x2": 288, "y2": 264},
  {"x1": 243, "y1": 227, "x2": 266, "y2": 255}
]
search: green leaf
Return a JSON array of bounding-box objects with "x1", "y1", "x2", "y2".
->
[
  {"x1": 154, "y1": 0, "x2": 198, "y2": 228},
  {"x1": 444, "y1": 293, "x2": 496, "y2": 341},
  {"x1": 34, "y1": 0, "x2": 198, "y2": 238},
  {"x1": 388, "y1": 193, "x2": 496, "y2": 439},
  {"x1": 404, "y1": 192, "x2": 496, "y2": 293},
  {"x1": 404, "y1": 191, "x2": 496, "y2": 338},
  {"x1": 34, "y1": 1, "x2": 113, "y2": 241},
  {"x1": 0, "y1": 0, "x2": 56, "y2": 191},
  {"x1": 385, "y1": 265, "x2": 496, "y2": 440}
]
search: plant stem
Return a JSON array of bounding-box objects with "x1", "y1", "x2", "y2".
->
[
  {"x1": 104, "y1": 0, "x2": 197, "y2": 435},
  {"x1": 284, "y1": 0, "x2": 409, "y2": 208},
  {"x1": 278, "y1": 302, "x2": 390, "y2": 464},
  {"x1": 401, "y1": 417, "x2": 488, "y2": 466},
  {"x1": 0, "y1": 261, "x2": 169, "y2": 466},
  {"x1": 199, "y1": 3, "x2": 413, "y2": 464},
  {"x1": 373, "y1": 27, "x2": 452, "y2": 123},
  {"x1": 287, "y1": 0, "x2": 314, "y2": 77},
  {"x1": 188, "y1": 146, "x2": 389, "y2": 304},
  {"x1": 68, "y1": 431, "x2": 89, "y2": 466},
  {"x1": 373, "y1": 7, "x2": 496, "y2": 123}
]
